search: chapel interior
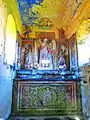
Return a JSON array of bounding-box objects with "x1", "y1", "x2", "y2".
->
[{"x1": 0, "y1": 0, "x2": 90, "y2": 120}]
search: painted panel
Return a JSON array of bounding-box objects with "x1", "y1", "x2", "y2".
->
[
  {"x1": 69, "y1": 35, "x2": 78, "y2": 70},
  {"x1": 12, "y1": 80, "x2": 81, "y2": 116}
]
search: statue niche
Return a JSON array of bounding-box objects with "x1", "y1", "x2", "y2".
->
[
  {"x1": 37, "y1": 38, "x2": 56, "y2": 70},
  {"x1": 35, "y1": 32, "x2": 56, "y2": 70},
  {"x1": 58, "y1": 45, "x2": 67, "y2": 71},
  {"x1": 57, "y1": 28, "x2": 70, "y2": 70},
  {"x1": 21, "y1": 41, "x2": 33, "y2": 69}
]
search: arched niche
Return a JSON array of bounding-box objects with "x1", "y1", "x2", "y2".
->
[{"x1": 5, "y1": 13, "x2": 17, "y2": 65}]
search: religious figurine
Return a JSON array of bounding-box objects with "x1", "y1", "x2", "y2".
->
[
  {"x1": 39, "y1": 38, "x2": 52, "y2": 63},
  {"x1": 58, "y1": 44, "x2": 68, "y2": 71},
  {"x1": 21, "y1": 47, "x2": 25, "y2": 68},
  {"x1": 58, "y1": 56, "x2": 67, "y2": 71},
  {"x1": 38, "y1": 38, "x2": 53, "y2": 70},
  {"x1": 21, "y1": 44, "x2": 33, "y2": 69},
  {"x1": 24, "y1": 47, "x2": 33, "y2": 69}
]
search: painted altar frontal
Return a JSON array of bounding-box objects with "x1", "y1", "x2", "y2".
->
[{"x1": 12, "y1": 78, "x2": 81, "y2": 116}]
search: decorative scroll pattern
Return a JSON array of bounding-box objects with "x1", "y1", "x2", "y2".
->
[{"x1": 17, "y1": 82, "x2": 76, "y2": 111}]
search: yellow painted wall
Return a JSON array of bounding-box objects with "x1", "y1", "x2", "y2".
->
[
  {"x1": 66, "y1": 0, "x2": 90, "y2": 39},
  {"x1": 28, "y1": 0, "x2": 90, "y2": 40},
  {"x1": 1, "y1": 0, "x2": 22, "y2": 33},
  {"x1": 0, "y1": 0, "x2": 22, "y2": 119},
  {"x1": 0, "y1": 0, "x2": 22, "y2": 57},
  {"x1": 29, "y1": 0, "x2": 90, "y2": 40}
]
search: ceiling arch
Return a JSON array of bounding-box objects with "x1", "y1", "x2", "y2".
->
[
  {"x1": 17, "y1": 0, "x2": 85, "y2": 30},
  {"x1": 77, "y1": 19, "x2": 90, "y2": 44}
]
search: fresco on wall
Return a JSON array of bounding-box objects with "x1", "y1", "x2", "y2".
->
[
  {"x1": 69, "y1": 34, "x2": 78, "y2": 70},
  {"x1": 77, "y1": 19, "x2": 90, "y2": 44},
  {"x1": 21, "y1": 24, "x2": 32, "y2": 39},
  {"x1": 17, "y1": 0, "x2": 43, "y2": 25},
  {"x1": 36, "y1": 32, "x2": 55, "y2": 39},
  {"x1": 35, "y1": 17, "x2": 53, "y2": 30},
  {"x1": 17, "y1": 0, "x2": 85, "y2": 31},
  {"x1": 71, "y1": 41, "x2": 77, "y2": 68},
  {"x1": 70, "y1": 0, "x2": 84, "y2": 17}
]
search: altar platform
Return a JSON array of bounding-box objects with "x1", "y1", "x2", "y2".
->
[
  {"x1": 10, "y1": 69, "x2": 83, "y2": 120},
  {"x1": 15, "y1": 69, "x2": 79, "y2": 81}
]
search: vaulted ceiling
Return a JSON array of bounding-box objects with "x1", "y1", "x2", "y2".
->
[{"x1": 17, "y1": 0, "x2": 87, "y2": 38}]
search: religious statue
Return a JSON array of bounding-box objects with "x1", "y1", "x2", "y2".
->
[
  {"x1": 39, "y1": 38, "x2": 52, "y2": 63},
  {"x1": 58, "y1": 56, "x2": 67, "y2": 71},
  {"x1": 21, "y1": 47, "x2": 25, "y2": 68},
  {"x1": 38, "y1": 38, "x2": 53, "y2": 69},
  {"x1": 21, "y1": 44, "x2": 33, "y2": 69},
  {"x1": 24, "y1": 47, "x2": 32, "y2": 69},
  {"x1": 58, "y1": 45, "x2": 67, "y2": 71}
]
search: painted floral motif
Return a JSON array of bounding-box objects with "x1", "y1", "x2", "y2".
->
[
  {"x1": 17, "y1": 0, "x2": 43, "y2": 25},
  {"x1": 18, "y1": 83, "x2": 76, "y2": 110}
]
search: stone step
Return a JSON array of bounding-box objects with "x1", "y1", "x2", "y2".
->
[{"x1": 7, "y1": 115, "x2": 86, "y2": 120}]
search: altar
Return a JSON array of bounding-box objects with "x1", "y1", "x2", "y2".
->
[
  {"x1": 10, "y1": 31, "x2": 83, "y2": 119},
  {"x1": 11, "y1": 69, "x2": 82, "y2": 117}
]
